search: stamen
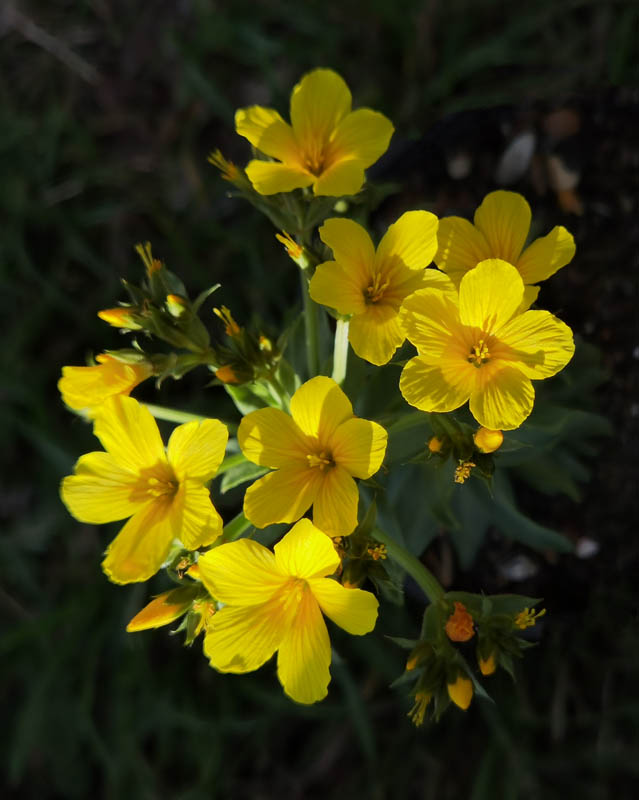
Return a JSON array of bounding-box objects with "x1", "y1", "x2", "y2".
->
[
  {"x1": 145, "y1": 476, "x2": 178, "y2": 498},
  {"x1": 306, "y1": 451, "x2": 335, "y2": 471},
  {"x1": 367, "y1": 543, "x2": 387, "y2": 561},
  {"x1": 454, "y1": 460, "x2": 476, "y2": 484},
  {"x1": 365, "y1": 274, "x2": 390, "y2": 304},
  {"x1": 514, "y1": 607, "x2": 546, "y2": 630},
  {"x1": 408, "y1": 691, "x2": 431, "y2": 727},
  {"x1": 467, "y1": 338, "x2": 491, "y2": 367}
]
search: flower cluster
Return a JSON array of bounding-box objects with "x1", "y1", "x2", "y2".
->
[{"x1": 58, "y1": 67, "x2": 586, "y2": 720}]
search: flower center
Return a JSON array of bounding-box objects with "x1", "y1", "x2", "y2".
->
[
  {"x1": 145, "y1": 475, "x2": 178, "y2": 498},
  {"x1": 302, "y1": 140, "x2": 327, "y2": 176},
  {"x1": 365, "y1": 273, "x2": 389, "y2": 304},
  {"x1": 467, "y1": 339, "x2": 491, "y2": 367},
  {"x1": 306, "y1": 451, "x2": 335, "y2": 471}
]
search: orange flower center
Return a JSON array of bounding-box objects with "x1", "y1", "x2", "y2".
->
[{"x1": 467, "y1": 338, "x2": 491, "y2": 367}]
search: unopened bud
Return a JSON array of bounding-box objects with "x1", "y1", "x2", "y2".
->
[
  {"x1": 428, "y1": 436, "x2": 445, "y2": 453},
  {"x1": 166, "y1": 294, "x2": 188, "y2": 318},
  {"x1": 445, "y1": 602, "x2": 475, "y2": 642},
  {"x1": 478, "y1": 652, "x2": 497, "y2": 676},
  {"x1": 473, "y1": 427, "x2": 504, "y2": 453},
  {"x1": 275, "y1": 232, "x2": 309, "y2": 269},
  {"x1": 215, "y1": 365, "x2": 240, "y2": 384},
  {"x1": 98, "y1": 307, "x2": 142, "y2": 330},
  {"x1": 447, "y1": 674, "x2": 473, "y2": 711}
]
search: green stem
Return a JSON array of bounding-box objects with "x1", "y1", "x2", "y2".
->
[
  {"x1": 372, "y1": 527, "x2": 445, "y2": 604},
  {"x1": 266, "y1": 373, "x2": 291, "y2": 411},
  {"x1": 221, "y1": 511, "x2": 252, "y2": 542},
  {"x1": 300, "y1": 270, "x2": 321, "y2": 378},
  {"x1": 430, "y1": 412, "x2": 462, "y2": 441},
  {"x1": 331, "y1": 318, "x2": 349, "y2": 385},
  {"x1": 144, "y1": 403, "x2": 238, "y2": 434},
  {"x1": 143, "y1": 404, "x2": 206, "y2": 424}
]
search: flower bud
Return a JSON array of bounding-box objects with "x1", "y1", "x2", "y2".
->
[
  {"x1": 447, "y1": 673, "x2": 473, "y2": 711},
  {"x1": 98, "y1": 307, "x2": 142, "y2": 330},
  {"x1": 473, "y1": 427, "x2": 504, "y2": 453},
  {"x1": 428, "y1": 435, "x2": 445, "y2": 453},
  {"x1": 445, "y1": 602, "x2": 475, "y2": 642}
]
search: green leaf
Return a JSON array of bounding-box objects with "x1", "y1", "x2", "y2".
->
[
  {"x1": 492, "y1": 472, "x2": 574, "y2": 553},
  {"x1": 220, "y1": 461, "x2": 268, "y2": 493}
]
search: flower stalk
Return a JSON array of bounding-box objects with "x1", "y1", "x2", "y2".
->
[{"x1": 372, "y1": 527, "x2": 445, "y2": 604}]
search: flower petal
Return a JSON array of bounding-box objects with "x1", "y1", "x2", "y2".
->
[
  {"x1": 309, "y1": 259, "x2": 367, "y2": 316},
  {"x1": 312, "y1": 465, "x2": 359, "y2": 536},
  {"x1": 312, "y1": 159, "x2": 365, "y2": 196},
  {"x1": 328, "y1": 108, "x2": 394, "y2": 168},
  {"x1": 331, "y1": 418, "x2": 387, "y2": 479},
  {"x1": 375, "y1": 210, "x2": 439, "y2": 272},
  {"x1": 474, "y1": 190, "x2": 531, "y2": 265},
  {"x1": 318, "y1": 217, "x2": 375, "y2": 283},
  {"x1": 167, "y1": 418, "x2": 228, "y2": 483},
  {"x1": 290, "y1": 376, "x2": 353, "y2": 441},
  {"x1": 516, "y1": 225, "x2": 576, "y2": 284},
  {"x1": 519, "y1": 284, "x2": 540, "y2": 313},
  {"x1": 171, "y1": 480, "x2": 222, "y2": 550},
  {"x1": 348, "y1": 305, "x2": 405, "y2": 365},
  {"x1": 274, "y1": 518, "x2": 341, "y2": 579},
  {"x1": 235, "y1": 106, "x2": 299, "y2": 163},
  {"x1": 238, "y1": 407, "x2": 309, "y2": 468},
  {"x1": 435, "y1": 216, "x2": 492, "y2": 276},
  {"x1": 277, "y1": 589, "x2": 331, "y2": 704},
  {"x1": 126, "y1": 587, "x2": 196, "y2": 632},
  {"x1": 458, "y1": 259, "x2": 524, "y2": 333},
  {"x1": 102, "y1": 498, "x2": 176, "y2": 584},
  {"x1": 245, "y1": 160, "x2": 314, "y2": 195},
  {"x1": 93, "y1": 395, "x2": 166, "y2": 474},
  {"x1": 400, "y1": 355, "x2": 474, "y2": 414},
  {"x1": 309, "y1": 577, "x2": 378, "y2": 635},
  {"x1": 495, "y1": 310, "x2": 575, "y2": 379},
  {"x1": 204, "y1": 601, "x2": 286, "y2": 674},
  {"x1": 290, "y1": 68, "x2": 351, "y2": 153},
  {"x1": 399, "y1": 288, "x2": 461, "y2": 358},
  {"x1": 198, "y1": 538, "x2": 285, "y2": 605},
  {"x1": 469, "y1": 366, "x2": 535, "y2": 430},
  {"x1": 58, "y1": 357, "x2": 149, "y2": 414},
  {"x1": 243, "y1": 467, "x2": 321, "y2": 528},
  {"x1": 60, "y1": 451, "x2": 142, "y2": 523}
]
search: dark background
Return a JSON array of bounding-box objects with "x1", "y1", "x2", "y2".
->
[{"x1": 2, "y1": 1, "x2": 638, "y2": 798}]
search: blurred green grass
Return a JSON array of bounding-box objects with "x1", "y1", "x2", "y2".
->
[{"x1": 2, "y1": 1, "x2": 638, "y2": 797}]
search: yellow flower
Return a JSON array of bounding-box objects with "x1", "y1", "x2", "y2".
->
[
  {"x1": 60, "y1": 395, "x2": 228, "y2": 584},
  {"x1": 238, "y1": 376, "x2": 387, "y2": 536},
  {"x1": 309, "y1": 213, "x2": 452, "y2": 365},
  {"x1": 198, "y1": 518, "x2": 378, "y2": 704},
  {"x1": 58, "y1": 354, "x2": 152, "y2": 417},
  {"x1": 399, "y1": 259, "x2": 575, "y2": 430},
  {"x1": 435, "y1": 190, "x2": 576, "y2": 300},
  {"x1": 235, "y1": 68, "x2": 394, "y2": 196}
]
